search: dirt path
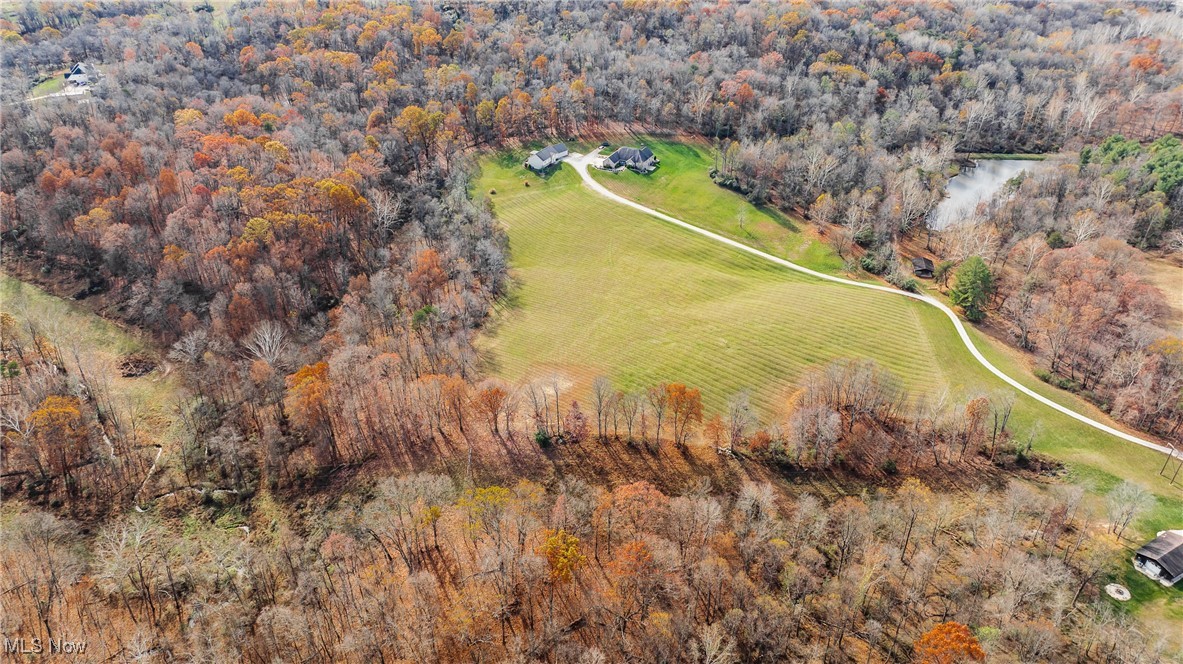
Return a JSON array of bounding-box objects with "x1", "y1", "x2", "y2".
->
[{"x1": 569, "y1": 151, "x2": 1172, "y2": 457}]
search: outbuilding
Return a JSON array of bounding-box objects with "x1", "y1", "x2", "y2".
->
[
  {"x1": 1134, "y1": 530, "x2": 1183, "y2": 587},
  {"x1": 526, "y1": 143, "x2": 569, "y2": 171},
  {"x1": 911, "y1": 257, "x2": 935, "y2": 279}
]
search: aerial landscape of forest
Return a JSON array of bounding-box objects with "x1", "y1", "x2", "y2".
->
[{"x1": 1, "y1": 1, "x2": 1181, "y2": 662}]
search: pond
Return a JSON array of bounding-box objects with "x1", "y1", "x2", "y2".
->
[{"x1": 930, "y1": 159, "x2": 1040, "y2": 230}]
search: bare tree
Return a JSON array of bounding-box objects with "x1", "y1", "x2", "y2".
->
[
  {"x1": 725, "y1": 391, "x2": 754, "y2": 452},
  {"x1": 591, "y1": 376, "x2": 612, "y2": 442},
  {"x1": 242, "y1": 320, "x2": 289, "y2": 368},
  {"x1": 1105, "y1": 481, "x2": 1156, "y2": 540},
  {"x1": 370, "y1": 189, "x2": 404, "y2": 239}
]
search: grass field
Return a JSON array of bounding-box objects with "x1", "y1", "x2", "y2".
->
[
  {"x1": 589, "y1": 136, "x2": 846, "y2": 274},
  {"x1": 475, "y1": 145, "x2": 1181, "y2": 511},
  {"x1": 478, "y1": 160, "x2": 955, "y2": 413}
]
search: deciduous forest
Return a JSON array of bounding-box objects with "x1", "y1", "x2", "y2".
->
[{"x1": 1, "y1": 1, "x2": 1181, "y2": 662}]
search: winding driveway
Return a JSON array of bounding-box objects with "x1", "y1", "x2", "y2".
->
[{"x1": 569, "y1": 151, "x2": 1172, "y2": 456}]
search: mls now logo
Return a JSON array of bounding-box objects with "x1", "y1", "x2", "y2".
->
[{"x1": 4, "y1": 636, "x2": 88, "y2": 655}]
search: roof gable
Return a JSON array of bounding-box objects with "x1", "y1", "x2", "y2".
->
[
  {"x1": 608, "y1": 146, "x2": 651, "y2": 165},
  {"x1": 534, "y1": 143, "x2": 567, "y2": 163},
  {"x1": 1138, "y1": 531, "x2": 1183, "y2": 577}
]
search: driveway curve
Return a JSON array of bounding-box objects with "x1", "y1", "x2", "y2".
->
[{"x1": 569, "y1": 151, "x2": 1172, "y2": 456}]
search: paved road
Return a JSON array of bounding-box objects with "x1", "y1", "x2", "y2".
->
[{"x1": 568, "y1": 151, "x2": 1173, "y2": 456}]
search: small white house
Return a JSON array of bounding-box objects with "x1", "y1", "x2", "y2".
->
[
  {"x1": 64, "y1": 62, "x2": 94, "y2": 86},
  {"x1": 526, "y1": 143, "x2": 569, "y2": 171}
]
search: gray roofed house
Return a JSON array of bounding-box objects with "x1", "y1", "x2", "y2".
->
[
  {"x1": 1134, "y1": 530, "x2": 1183, "y2": 586},
  {"x1": 526, "y1": 143, "x2": 569, "y2": 171},
  {"x1": 602, "y1": 146, "x2": 658, "y2": 172},
  {"x1": 911, "y1": 257, "x2": 935, "y2": 278}
]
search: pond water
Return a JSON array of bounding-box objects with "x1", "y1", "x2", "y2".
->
[{"x1": 929, "y1": 159, "x2": 1039, "y2": 230}]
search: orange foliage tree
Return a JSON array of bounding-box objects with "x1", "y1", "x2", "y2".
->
[
  {"x1": 666, "y1": 383, "x2": 703, "y2": 447},
  {"x1": 914, "y1": 621, "x2": 986, "y2": 664},
  {"x1": 285, "y1": 362, "x2": 331, "y2": 432},
  {"x1": 28, "y1": 396, "x2": 89, "y2": 497}
]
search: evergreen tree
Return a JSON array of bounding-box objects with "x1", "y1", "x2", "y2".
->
[{"x1": 950, "y1": 256, "x2": 994, "y2": 322}]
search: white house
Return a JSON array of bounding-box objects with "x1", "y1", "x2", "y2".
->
[
  {"x1": 526, "y1": 143, "x2": 569, "y2": 171},
  {"x1": 602, "y1": 146, "x2": 657, "y2": 172},
  {"x1": 64, "y1": 62, "x2": 95, "y2": 86}
]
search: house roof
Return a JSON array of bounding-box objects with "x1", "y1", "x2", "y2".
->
[
  {"x1": 1137, "y1": 531, "x2": 1183, "y2": 578},
  {"x1": 607, "y1": 146, "x2": 653, "y2": 165},
  {"x1": 533, "y1": 143, "x2": 568, "y2": 162},
  {"x1": 912, "y1": 257, "x2": 934, "y2": 270}
]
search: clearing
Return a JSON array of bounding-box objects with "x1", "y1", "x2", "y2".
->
[
  {"x1": 0, "y1": 274, "x2": 185, "y2": 502},
  {"x1": 588, "y1": 136, "x2": 845, "y2": 274},
  {"x1": 473, "y1": 144, "x2": 1181, "y2": 528}
]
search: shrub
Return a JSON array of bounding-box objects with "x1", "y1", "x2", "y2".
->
[
  {"x1": 534, "y1": 429, "x2": 551, "y2": 447},
  {"x1": 488, "y1": 188, "x2": 496, "y2": 195},
  {"x1": 853, "y1": 227, "x2": 875, "y2": 247},
  {"x1": 1036, "y1": 368, "x2": 1080, "y2": 392},
  {"x1": 1014, "y1": 448, "x2": 1030, "y2": 467},
  {"x1": 886, "y1": 268, "x2": 921, "y2": 292},
  {"x1": 882, "y1": 459, "x2": 899, "y2": 475},
  {"x1": 861, "y1": 255, "x2": 886, "y2": 274},
  {"x1": 1046, "y1": 230, "x2": 1069, "y2": 249},
  {"x1": 860, "y1": 243, "x2": 897, "y2": 275}
]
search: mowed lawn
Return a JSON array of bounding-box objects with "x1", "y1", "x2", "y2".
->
[
  {"x1": 475, "y1": 148, "x2": 1182, "y2": 530},
  {"x1": 589, "y1": 136, "x2": 846, "y2": 274},
  {"x1": 477, "y1": 161, "x2": 955, "y2": 416}
]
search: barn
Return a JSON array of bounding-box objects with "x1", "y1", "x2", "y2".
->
[{"x1": 1134, "y1": 530, "x2": 1183, "y2": 587}]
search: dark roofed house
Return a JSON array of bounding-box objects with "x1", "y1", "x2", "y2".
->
[
  {"x1": 526, "y1": 143, "x2": 569, "y2": 171},
  {"x1": 602, "y1": 145, "x2": 658, "y2": 173},
  {"x1": 64, "y1": 62, "x2": 94, "y2": 86},
  {"x1": 1134, "y1": 530, "x2": 1183, "y2": 587},
  {"x1": 911, "y1": 257, "x2": 935, "y2": 279}
]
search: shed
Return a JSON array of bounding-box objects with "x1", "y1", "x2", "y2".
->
[
  {"x1": 1134, "y1": 530, "x2": 1183, "y2": 587},
  {"x1": 911, "y1": 257, "x2": 935, "y2": 278}
]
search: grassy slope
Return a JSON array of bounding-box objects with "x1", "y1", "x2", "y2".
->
[
  {"x1": 588, "y1": 136, "x2": 846, "y2": 274},
  {"x1": 475, "y1": 147, "x2": 1182, "y2": 532},
  {"x1": 0, "y1": 274, "x2": 182, "y2": 447},
  {"x1": 478, "y1": 161, "x2": 953, "y2": 416}
]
